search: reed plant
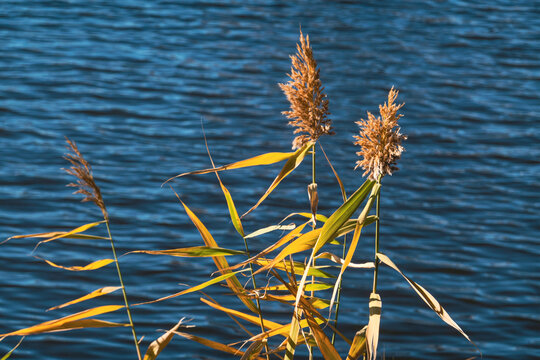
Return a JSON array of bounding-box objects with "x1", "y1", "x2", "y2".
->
[{"x1": 1, "y1": 31, "x2": 476, "y2": 360}]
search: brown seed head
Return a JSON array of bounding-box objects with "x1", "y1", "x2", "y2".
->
[
  {"x1": 63, "y1": 138, "x2": 108, "y2": 220},
  {"x1": 279, "y1": 31, "x2": 333, "y2": 149},
  {"x1": 354, "y1": 87, "x2": 407, "y2": 181}
]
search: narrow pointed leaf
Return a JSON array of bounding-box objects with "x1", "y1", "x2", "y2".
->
[
  {"x1": 0, "y1": 305, "x2": 124, "y2": 337},
  {"x1": 48, "y1": 286, "x2": 121, "y2": 311},
  {"x1": 315, "y1": 252, "x2": 375, "y2": 269},
  {"x1": 281, "y1": 212, "x2": 329, "y2": 223},
  {"x1": 240, "y1": 339, "x2": 265, "y2": 360},
  {"x1": 346, "y1": 326, "x2": 367, "y2": 360},
  {"x1": 366, "y1": 293, "x2": 381, "y2": 360},
  {"x1": 128, "y1": 246, "x2": 245, "y2": 258},
  {"x1": 319, "y1": 142, "x2": 346, "y2": 202},
  {"x1": 305, "y1": 311, "x2": 341, "y2": 360},
  {"x1": 245, "y1": 224, "x2": 296, "y2": 239},
  {"x1": 172, "y1": 331, "x2": 264, "y2": 359},
  {"x1": 242, "y1": 142, "x2": 313, "y2": 218},
  {"x1": 143, "y1": 318, "x2": 185, "y2": 360},
  {"x1": 376, "y1": 252, "x2": 474, "y2": 345},
  {"x1": 165, "y1": 150, "x2": 298, "y2": 184},
  {"x1": 329, "y1": 184, "x2": 380, "y2": 315},
  {"x1": 4, "y1": 221, "x2": 106, "y2": 246},
  {"x1": 38, "y1": 257, "x2": 114, "y2": 271},
  {"x1": 200, "y1": 297, "x2": 283, "y2": 330},
  {"x1": 174, "y1": 191, "x2": 259, "y2": 314},
  {"x1": 135, "y1": 270, "x2": 249, "y2": 306},
  {"x1": 254, "y1": 259, "x2": 334, "y2": 278},
  {"x1": 1, "y1": 337, "x2": 24, "y2": 360}
]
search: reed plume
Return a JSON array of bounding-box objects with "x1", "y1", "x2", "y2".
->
[
  {"x1": 354, "y1": 87, "x2": 407, "y2": 180},
  {"x1": 63, "y1": 138, "x2": 108, "y2": 220},
  {"x1": 279, "y1": 31, "x2": 333, "y2": 149}
]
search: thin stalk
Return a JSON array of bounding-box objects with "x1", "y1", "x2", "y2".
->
[
  {"x1": 309, "y1": 148, "x2": 316, "y2": 360},
  {"x1": 242, "y1": 237, "x2": 270, "y2": 360},
  {"x1": 105, "y1": 220, "x2": 142, "y2": 360},
  {"x1": 371, "y1": 179, "x2": 381, "y2": 293},
  {"x1": 331, "y1": 233, "x2": 347, "y2": 345}
]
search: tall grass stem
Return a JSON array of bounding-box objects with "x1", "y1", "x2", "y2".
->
[
  {"x1": 105, "y1": 220, "x2": 142, "y2": 360},
  {"x1": 371, "y1": 181, "x2": 381, "y2": 293}
]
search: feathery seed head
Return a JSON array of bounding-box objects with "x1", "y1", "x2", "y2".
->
[
  {"x1": 354, "y1": 87, "x2": 407, "y2": 181},
  {"x1": 279, "y1": 31, "x2": 333, "y2": 149},
  {"x1": 63, "y1": 138, "x2": 108, "y2": 220}
]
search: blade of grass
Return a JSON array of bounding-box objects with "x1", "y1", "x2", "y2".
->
[
  {"x1": 0, "y1": 337, "x2": 24, "y2": 360},
  {"x1": 127, "y1": 246, "x2": 245, "y2": 258},
  {"x1": 173, "y1": 189, "x2": 259, "y2": 314},
  {"x1": 346, "y1": 326, "x2": 367, "y2": 360},
  {"x1": 47, "y1": 286, "x2": 121, "y2": 311},
  {"x1": 172, "y1": 331, "x2": 265, "y2": 359},
  {"x1": 134, "y1": 269, "x2": 249, "y2": 306},
  {"x1": 376, "y1": 252, "x2": 476, "y2": 346},
  {"x1": 242, "y1": 142, "x2": 314, "y2": 218},
  {"x1": 37, "y1": 257, "x2": 114, "y2": 271},
  {"x1": 143, "y1": 318, "x2": 185, "y2": 360},
  {"x1": 0, "y1": 305, "x2": 124, "y2": 337}
]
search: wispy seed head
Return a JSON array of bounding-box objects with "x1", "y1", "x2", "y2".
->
[
  {"x1": 63, "y1": 138, "x2": 108, "y2": 220},
  {"x1": 279, "y1": 30, "x2": 333, "y2": 150},
  {"x1": 354, "y1": 87, "x2": 407, "y2": 181}
]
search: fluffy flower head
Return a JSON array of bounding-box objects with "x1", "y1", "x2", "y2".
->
[
  {"x1": 279, "y1": 31, "x2": 333, "y2": 149},
  {"x1": 354, "y1": 87, "x2": 407, "y2": 180}
]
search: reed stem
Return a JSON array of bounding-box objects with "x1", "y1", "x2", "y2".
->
[
  {"x1": 105, "y1": 220, "x2": 142, "y2": 360},
  {"x1": 309, "y1": 147, "x2": 316, "y2": 360},
  {"x1": 242, "y1": 236, "x2": 270, "y2": 360},
  {"x1": 331, "y1": 233, "x2": 347, "y2": 345},
  {"x1": 371, "y1": 179, "x2": 381, "y2": 293}
]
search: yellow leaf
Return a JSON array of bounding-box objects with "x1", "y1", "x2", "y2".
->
[
  {"x1": 240, "y1": 339, "x2": 265, "y2": 360},
  {"x1": 38, "y1": 257, "x2": 114, "y2": 271},
  {"x1": 242, "y1": 142, "x2": 313, "y2": 218},
  {"x1": 0, "y1": 305, "x2": 124, "y2": 337},
  {"x1": 4, "y1": 221, "x2": 106, "y2": 247},
  {"x1": 1, "y1": 337, "x2": 24, "y2": 360},
  {"x1": 173, "y1": 190, "x2": 259, "y2": 314},
  {"x1": 200, "y1": 297, "x2": 282, "y2": 331},
  {"x1": 134, "y1": 270, "x2": 249, "y2": 306},
  {"x1": 143, "y1": 318, "x2": 185, "y2": 360},
  {"x1": 305, "y1": 311, "x2": 341, "y2": 360},
  {"x1": 48, "y1": 286, "x2": 121, "y2": 311},
  {"x1": 172, "y1": 331, "x2": 265, "y2": 359},
  {"x1": 376, "y1": 253, "x2": 475, "y2": 346},
  {"x1": 165, "y1": 151, "x2": 297, "y2": 184},
  {"x1": 127, "y1": 246, "x2": 245, "y2": 258},
  {"x1": 346, "y1": 326, "x2": 367, "y2": 360}
]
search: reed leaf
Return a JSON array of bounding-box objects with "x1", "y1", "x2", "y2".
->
[
  {"x1": 200, "y1": 297, "x2": 282, "y2": 331},
  {"x1": 376, "y1": 253, "x2": 474, "y2": 345},
  {"x1": 254, "y1": 259, "x2": 334, "y2": 279},
  {"x1": 315, "y1": 252, "x2": 375, "y2": 269},
  {"x1": 245, "y1": 224, "x2": 296, "y2": 239},
  {"x1": 240, "y1": 339, "x2": 265, "y2": 360},
  {"x1": 281, "y1": 212, "x2": 328, "y2": 223},
  {"x1": 366, "y1": 293, "x2": 381, "y2": 360},
  {"x1": 0, "y1": 337, "x2": 24, "y2": 360},
  {"x1": 38, "y1": 257, "x2": 114, "y2": 271},
  {"x1": 134, "y1": 270, "x2": 249, "y2": 306},
  {"x1": 318, "y1": 142, "x2": 346, "y2": 202},
  {"x1": 304, "y1": 311, "x2": 341, "y2": 360},
  {"x1": 328, "y1": 184, "x2": 380, "y2": 315},
  {"x1": 143, "y1": 318, "x2": 185, "y2": 360},
  {"x1": 48, "y1": 286, "x2": 121, "y2": 311},
  {"x1": 346, "y1": 326, "x2": 367, "y2": 360},
  {"x1": 3, "y1": 220, "x2": 106, "y2": 246},
  {"x1": 260, "y1": 283, "x2": 332, "y2": 292},
  {"x1": 174, "y1": 190, "x2": 259, "y2": 314},
  {"x1": 165, "y1": 151, "x2": 298, "y2": 183},
  {"x1": 226, "y1": 222, "x2": 308, "y2": 272},
  {"x1": 242, "y1": 141, "x2": 313, "y2": 218},
  {"x1": 172, "y1": 331, "x2": 264, "y2": 359},
  {"x1": 127, "y1": 246, "x2": 245, "y2": 258},
  {"x1": 0, "y1": 305, "x2": 124, "y2": 337}
]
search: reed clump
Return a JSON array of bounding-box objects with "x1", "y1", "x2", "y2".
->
[{"x1": 1, "y1": 31, "x2": 476, "y2": 360}]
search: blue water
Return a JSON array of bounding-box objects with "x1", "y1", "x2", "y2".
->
[{"x1": 1, "y1": 1, "x2": 539, "y2": 359}]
